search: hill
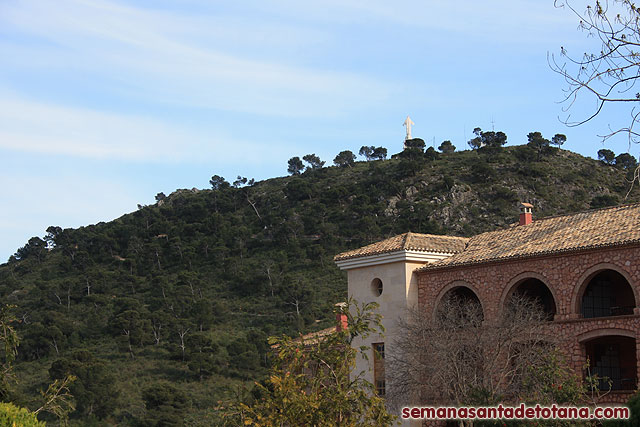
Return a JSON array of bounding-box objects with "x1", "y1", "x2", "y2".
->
[{"x1": 1, "y1": 144, "x2": 638, "y2": 425}]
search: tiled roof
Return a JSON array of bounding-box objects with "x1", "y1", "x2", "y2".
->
[
  {"x1": 419, "y1": 202, "x2": 640, "y2": 271},
  {"x1": 270, "y1": 327, "x2": 336, "y2": 350},
  {"x1": 334, "y1": 232, "x2": 469, "y2": 261},
  {"x1": 299, "y1": 327, "x2": 336, "y2": 346}
]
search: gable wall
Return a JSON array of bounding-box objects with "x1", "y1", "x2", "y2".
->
[{"x1": 347, "y1": 260, "x2": 426, "y2": 387}]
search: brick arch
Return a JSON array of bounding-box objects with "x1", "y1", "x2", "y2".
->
[
  {"x1": 577, "y1": 328, "x2": 636, "y2": 343},
  {"x1": 433, "y1": 280, "x2": 484, "y2": 320},
  {"x1": 571, "y1": 262, "x2": 637, "y2": 316},
  {"x1": 499, "y1": 271, "x2": 558, "y2": 317}
]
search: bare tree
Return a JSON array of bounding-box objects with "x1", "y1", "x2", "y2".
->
[
  {"x1": 387, "y1": 294, "x2": 579, "y2": 422},
  {"x1": 122, "y1": 329, "x2": 134, "y2": 359},
  {"x1": 151, "y1": 320, "x2": 162, "y2": 346},
  {"x1": 178, "y1": 326, "x2": 190, "y2": 362},
  {"x1": 551, "y1": 1, "x2": 640, "y2": 140},
  {"x1": 551, "y1": 0, "x2": 640, "y2": 189},
  {"x1": 35, "y1": 374, "x2": 76, "y2": 426}
]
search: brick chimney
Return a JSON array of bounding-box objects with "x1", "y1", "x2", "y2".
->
[
  {"x1": 519, "y1": 202, "x2": 533, "y2": 226},
  {"x1": 335, "y1": 302, "x2": 348, "y2": 332}
]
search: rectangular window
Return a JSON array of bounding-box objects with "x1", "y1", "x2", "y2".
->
[
  {"x1": 374, "y1": 342, "x2": 385, "y2": 359},
  {"x1": 373, "y1": 342, "x2": 385, "y2": 396},
  {"x1": 594, "y1": 343, "x2": 622, "y2": 390}
]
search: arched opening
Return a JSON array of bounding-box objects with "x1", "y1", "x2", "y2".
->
[
  {"x1": 447, "y1": 286, "x2": 481, "y2": 305},
  {"x1": 443, "y1": 286, "x2": 481, "y2": 305},
  {"x1": 581, "y1": 270, "x2": 635, "y2": 318},
  {"x1": 511, "y1": 278, "x2": 556, "y2": 320},
  {"x1": 584, "y1": 335, "x2": 637, "y2": 391},
  {"x1": 437, "y1": 286, "x2": 484, "y2": 322}
]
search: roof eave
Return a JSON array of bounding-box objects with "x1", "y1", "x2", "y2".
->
[
  {"x1": 417, "y1": 240, "x2": 640, "y2": 273},
  {"x1": 335, "y1": 249, "x2": 457, "y2": 270}
]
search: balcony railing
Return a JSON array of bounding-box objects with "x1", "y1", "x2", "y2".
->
[
  {"x1": 582, "y1": 305, "x2": 635, "y2": 318},
  {"x1": 592, "y1": 367, "x2": 637, "y2": 391}
]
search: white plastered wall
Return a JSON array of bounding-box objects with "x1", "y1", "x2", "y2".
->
[
  {"x1": 347, "y1": 260, "x2": 428, "y2": 384},
  {"x1": 338, "y1": 254, "x2": 449, "y2": 398},
  {"x1": 337, "y1": 250, "x2": 454, "y2": 424}
]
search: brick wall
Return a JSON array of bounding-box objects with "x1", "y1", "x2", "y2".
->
[{"x1": 417, "y1": 244, "x2": 640, "y2": 403}]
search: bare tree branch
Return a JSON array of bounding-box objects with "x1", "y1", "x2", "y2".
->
[
  {"x1": 551, "y1": 0, "x2": 640, "y2": 151},
  {"x1": 387, "y1": 294, "x2": 569, "y2": 412}
]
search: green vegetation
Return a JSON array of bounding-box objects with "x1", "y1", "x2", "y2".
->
[
  {"x1": 358, "y1": 146, "x2": 387, "y2": 161},
  {"x1": 438, "y1": 140, "x2": 455, "y2": 153},
  {"x1": 468, "y1": 127, "x2": 507, "y2": 150},
  {"x1": 302, "y1": 154, "x2": 325, "y2": 170},
  {"x1": 333, "y1": 150, "x2": 356, "y2": 168},
  {"x1": 603, "y1": 390, "x2": 640, "y2": 426},
  {"x1": 224, "y1": 300, "x2": 394, "y2": 427},
  {"x1": 526, "y1": 131, "x2": 566, "y2": 161},
  {"x1": 0, "y1": 144, "x2": 638, "y2": 424},
  {"x1": 287, "y1": 156, "x2": 304, "y2": 175},
  {"x1": 0, "y1": 402, "x2": 45, "y2": 427},
  {"x1": 1, "y1": 304, "x2": 19, "y2": 404},
  {"x1": 598, "y1": 149, "x2": 616, "y2": 165}
]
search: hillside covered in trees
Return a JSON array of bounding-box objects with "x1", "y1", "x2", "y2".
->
[{"x1": 1, "y1": 141, "x2": 639, "y2": 425}]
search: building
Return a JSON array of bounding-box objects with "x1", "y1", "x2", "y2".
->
[{"x1": 334, "y1": 202, "x2": 640, "y2": 408}]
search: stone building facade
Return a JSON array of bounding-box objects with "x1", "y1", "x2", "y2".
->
[
  {"x1": 335, "y1": 202, "x2": 640, "y2": 415},
  {"x1": 418, "y1": 244, "x2": 640, "y2": 404}
]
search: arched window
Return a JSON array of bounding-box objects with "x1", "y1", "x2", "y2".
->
[
  {"x1": 510, "y1": 278, "x2": 556, "y2": 320},
  {"x1": 445, "y1": 286, "x2": 481, "y2": 304},
  {"x1": 437, "y1": 286, "x2": 484, "y2": 322},
  {"x1": 581, "y1": 270, "x2": 635, "y2": 318}
]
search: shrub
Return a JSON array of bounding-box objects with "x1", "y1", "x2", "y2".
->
[
  {"x1": 470, "y1": 162, "x2": 496, "y2": 181},
  {"x1": 0, "y1": 402, "x2": 45, "y2": 427},
  {"x1": 513, "y1": 145, "x2": 537, "y2": 162},
  {"x1": 590, "y1": 194, "x2": 619, "y2": 209}
]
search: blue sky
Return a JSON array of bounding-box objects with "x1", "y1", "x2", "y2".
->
[{"x1": 1, "y1": 0, "x2": 638, "y2": 261}]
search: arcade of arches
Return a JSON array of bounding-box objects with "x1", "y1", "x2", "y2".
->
[
  {"x1": 434, "y1": 269, "x2": 635, "y2": 322},
  {"x1": 419, "y1": 246, "x2": 640, "y2": 402}
]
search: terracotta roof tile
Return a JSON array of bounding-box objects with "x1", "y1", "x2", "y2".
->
[
  {"x1": 270, "y1": 327, "x2": 337, "y2": 349},
  {"x1": 419, "y1": 202, "x2": 640, "y2": 271},
  {"x1": 334, "y1": 232, "x2": 469, "y2": 261},
  {"x1": 299, "y1": 327, "x2": 336, "y2": 346}
]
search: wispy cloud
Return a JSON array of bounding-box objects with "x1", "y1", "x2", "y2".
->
[
  {"x1": 0, "y1": 0, "x2": 608, "y2": 262},
  {"x1": 1, "y1": 0, "x2": 390, "y2": 117},
  {"x1": 261, "y1": 0, "x2": 577, "y2": 43},
  {"x1": 0, "y1": 93, "x2": 294, "y2": 163}
]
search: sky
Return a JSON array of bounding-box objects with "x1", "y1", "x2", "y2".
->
[{"x1": 1, "y1": 0, "x2": 639, "y2": 262}]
